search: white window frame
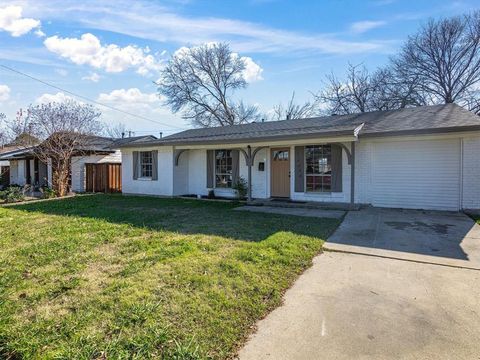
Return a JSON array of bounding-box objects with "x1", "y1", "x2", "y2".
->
[
  {"x1": 304, "y1": 145, "x2": 332, "y2": 193},
  {"x1": 215, "y1": 149, "x2": 233, "y2": 188},
  {"x1": 140, "y1": 151, "x2": 153, "y2": 179}
]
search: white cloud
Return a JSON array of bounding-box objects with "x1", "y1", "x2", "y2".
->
[
  {"x1": 21, "y1": 0, "x2": 389, "y2": 55},
  {"x1": 44, "y1": 33, "x2": 165, "y2": 75},
  {"x1": 350, "y1": 20, "x2": 386, "y2": 34},
  {"x1": 0, "y1": 85, "x2": 10, "y2": 101},
  {"x1": 98, "y1": 88, "x2": 161, "y2": 104},
  {"x1": 241, "y1": 56, "x2": 263, "y2": 83},
  {"x1": 0, "y1": 5, "x2": 41, "y2": 37},
  {"x1": 82, "y1": 72, "x2": 101, "y2": 82},
  {"x1": 34, "y1": 28, "x2": 45, "y2": 37},
  {"x1": 96, "y1": 88, "x2": 183, "y2": 131},
  {"x1": 35, "y1": 92, "x2": 74, "y2": 104}
]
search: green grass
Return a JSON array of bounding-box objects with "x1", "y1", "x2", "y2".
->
[{"x1": 0, "y1": 195, "x2": 340, "y2": 359}]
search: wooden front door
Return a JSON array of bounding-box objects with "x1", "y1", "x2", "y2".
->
[{"x1": 270, "y1": 148, "x2": 291, "y2": 198}]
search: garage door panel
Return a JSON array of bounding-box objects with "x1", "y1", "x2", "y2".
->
[{"x1": 372, "y1": 139, "x2": 460, "y2": 211}]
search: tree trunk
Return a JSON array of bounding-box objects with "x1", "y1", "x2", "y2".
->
[{"x1": 52, "y1": 160, "x2": 70, "y2": 197}]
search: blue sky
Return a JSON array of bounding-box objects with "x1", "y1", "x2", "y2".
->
[{"x1": 0, "y1": 0, "x2": 477, "y2": 136}]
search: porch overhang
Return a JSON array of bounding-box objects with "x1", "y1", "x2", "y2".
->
[
  {"x1": 172, "y1": 135, "x2": 358, "y2": 151},
  {"x1": 171, "y1": 134, "x2": 359, "y2": 204}
]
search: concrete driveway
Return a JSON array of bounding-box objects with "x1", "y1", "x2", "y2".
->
[
  {"x1": 238, "y1": 208, "x2": 480, "y2": 360},
  {"x1": 326, "y1": 207, "x2": 480, "y2": 270}
]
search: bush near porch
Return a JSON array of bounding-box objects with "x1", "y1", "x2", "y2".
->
[{"x1": 0, "y1": 195, "x2": 339, "y2": 359}]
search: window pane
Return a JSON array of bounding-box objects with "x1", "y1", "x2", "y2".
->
[
  {"x1": 305, "y1": 146, "x2": 332, "y2": 192},
  {"x1": 322, "y1": 175, "x2": 332, "y2": 191},
  {"x1": 140, "y1": 151, "x2": 153, "y2": 177},
  {"x1": 215, "y1": 149, "x2": 233, "y2": 188}
]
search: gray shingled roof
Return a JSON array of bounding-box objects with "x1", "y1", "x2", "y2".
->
[
  {"x1": 0, "y1": 135, "x2": 157, "y2": 160},
  {"x1": 118, "y1": 104, "x2": 480, "y2": 147}
]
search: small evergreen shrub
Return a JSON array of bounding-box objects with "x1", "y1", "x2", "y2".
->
[
  {"x1": 40, "y1": 186, "x2": 57, "y2": 199},
  {"x1": 232, "y1": 176, "x2": 248, "y2": 199},
  {"x1": 0, "y1": 185, "x2": 25, "y2": 203}
]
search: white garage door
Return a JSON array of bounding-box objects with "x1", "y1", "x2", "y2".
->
[{"x1": 372, "y1": 139, "x2": 460, "y2": 211}]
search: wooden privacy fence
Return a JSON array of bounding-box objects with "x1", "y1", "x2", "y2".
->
[{"x1": 85, "y1": 163, "x2": 122, "y2": 193}]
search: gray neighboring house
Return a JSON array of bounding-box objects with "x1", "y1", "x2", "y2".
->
[
  {"x1": 0, "y1": 145, "x2": 23, "y2": 188},
  {"x1": 117, "y1": 104, "x2": 480, "y2": 211},
  {"x1": 0, "y1": 135, "x2": 156, "y2": 192}
]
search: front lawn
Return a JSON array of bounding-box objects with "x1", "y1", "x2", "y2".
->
[{"x1": 0, "y1": 195, "x2": 339, "y2": 359}]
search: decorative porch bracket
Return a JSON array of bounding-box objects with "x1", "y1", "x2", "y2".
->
[
  {"x1": 174, "y1": 149, "x2": 188, "y2": 166},
  {"x1": 237, "y1": 146, "x2": 268, "y2": 202},
  {"x1": 332, "y1": 143, "x2": 353, "y2": 165},
  {"x1": 331, "y1": 142, "x2": 356, "y2": 207}
]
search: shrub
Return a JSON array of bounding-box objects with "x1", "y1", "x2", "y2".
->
[
  {"x1": 207, "y1": 189, "x2": 215, "y2": 199},
  {"x1": 40, "y1": 186, "x2": 57, "y2": 199},
  {"x1": 0, "y1": 185, "x2": 25, "y2": 203},
  {"x1": 232, "y1": 176, "x2": 248, "y2": 199}
]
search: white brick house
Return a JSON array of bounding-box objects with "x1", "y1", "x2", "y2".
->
[{"x1": 119, "y1": 104, "x2": 480, "y2": 211}]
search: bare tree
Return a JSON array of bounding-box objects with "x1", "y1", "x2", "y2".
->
[
  {"x1": 157, "y1": 42, "x2": 260, "y2": 127},
  {"x1": 369, "y1": 68, "x2": 428, "y2": 111},
  {"x1": 21, "y1": 100, "x2": 103, "y2": 196},
  {"x1": 463, "y1": 90, "x2": 480, "y2": 114},
  {"x1": 393, "y1": 12, "x2": 480, "y2": 105},
  {"x1": 315, "y1": 63, "x2": 431, "y2": 115},
  {"x1": 2, "y1": 109, "x2": 40, "y2": 146},
  {"x1": 271, "y1": 92, "x2": 319, "y2": 120},
  {"x1": 0, "y1": 113, "x2": 7, "y2": 146},
  {"x1": 314, "y1": 64, "x2": 378, "y2": 115},
  {"x1": 104, "y1": 122, "x2": 129, "y2": 138}
]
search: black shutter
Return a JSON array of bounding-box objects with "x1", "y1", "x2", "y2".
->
[
  {"x1": 294, "y1": 146, "x2": 304, "y2": 192},
  {"x1": 152, "y1": 150, "x2": 158, "y2": 181},
  {"x1": 331, "y1": 144, "x2": 343, "y2": 192},
  {"x1": 206, "y1": 150, "x2": 214, "y2": 188},
  {"x1": 132, "y1": 151, "x2": 139, "y2": 180},
  {"x1": 231, "y1": 150, "x2": 239, "y2": 185}
]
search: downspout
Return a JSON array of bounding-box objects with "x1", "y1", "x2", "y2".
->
[
  {"x1": 247, "y1": 145, "x2": 252, "y2": 202},
  {"x1": 350, "y1": 141, "x2": 355, "y2": 209},
  {"x1": 459, "y1": 138, "x2": 463, "y2": 211}
]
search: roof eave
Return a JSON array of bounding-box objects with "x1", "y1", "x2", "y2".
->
[
  {"x1": 118, "y1": 129, "x2": 358, "y2": 148},
  {"x1": 360, "y1": 125, "x2": 480, "y2": 138}
]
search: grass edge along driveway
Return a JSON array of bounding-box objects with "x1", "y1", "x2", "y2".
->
[{"x1": 0, "y1": 195, "x2": 339, "y2": 359}]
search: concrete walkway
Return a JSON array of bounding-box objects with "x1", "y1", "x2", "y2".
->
[
  {"x1": 238, "y1": 252, "x2": 480, "y2": 360},
  {"x1": 234, "y1": 205, "x2": 345, "y2": 219},
  {"x1": 325, "y1": 207, "x2": 480, "y2": 269}
]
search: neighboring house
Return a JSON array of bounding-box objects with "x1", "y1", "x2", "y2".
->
[
  {"x1": 0, "y1": 135, "x2": 156, "y2": 193},
  {"x1": 0, "y1": 145, "x2": 21, "y2": 188},
  {"x1": 118, "y1": 104, "x2": 480, "y2": 211}
]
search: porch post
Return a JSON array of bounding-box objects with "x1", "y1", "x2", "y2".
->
[
  {"x1": 247, "y1": 145, "x2": 252, "y2": 202},
  {"x1": 350, "y1": 141, "x2": 355, "y2": 208}
]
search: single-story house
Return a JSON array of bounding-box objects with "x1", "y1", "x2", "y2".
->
[
  {"x1": 0, "y1": 146, "x2": 16, "y2": 188},
  {"x1": 118, "y1": 104, "x2": 480, "y2": 212},
  {"x1": 0, "y1": 135, "x2": 155, "y2": 193}
]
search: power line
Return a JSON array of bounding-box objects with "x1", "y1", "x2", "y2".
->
[{"x1": 0, "y1": 64, "x2": 186, "y2": 130}]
